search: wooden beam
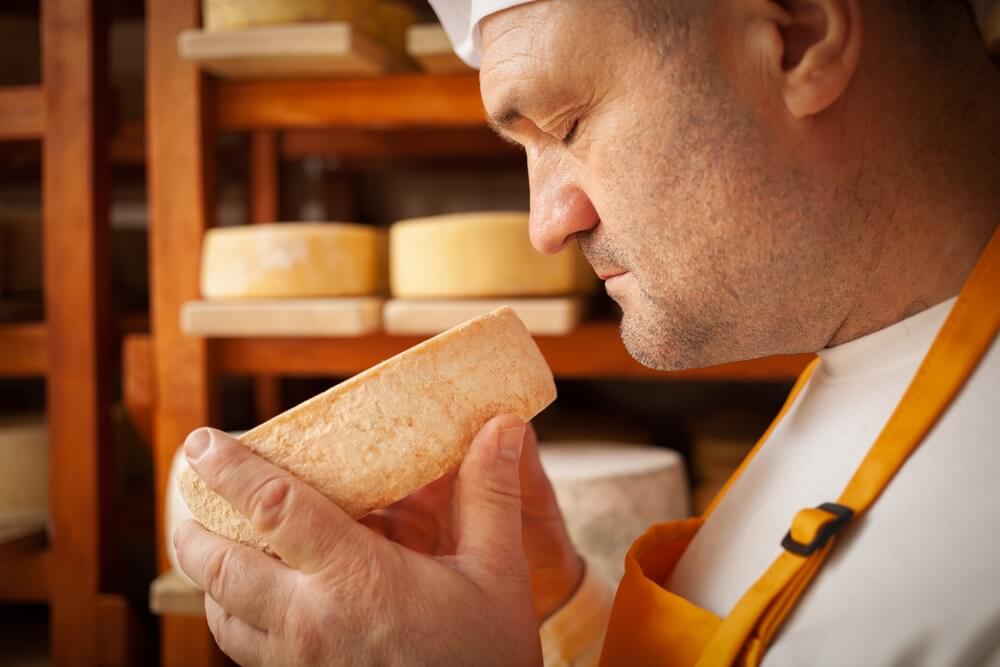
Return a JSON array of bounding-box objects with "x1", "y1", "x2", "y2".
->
[
  {"x1": 0, "y1": 322, "x2": 48, "y2": 376},
  {"x1": 212, "y1": 324, "x2": 813, "y2": 381},
  {"x1": 249, "y1": 131, "x2": 285, "y2": 422},
  {"x1": 0, "y1": 86, "x2": 45, "y2": 140},
  {"x1": 42, "y1": 0, "x2": 114, "y2": 664},
  {"x1": 147, "y1": 0, "x2": 220, "y2": 664},
  {"x1": 215, "y1": 73, "x2": 486, "y2": 130},
  {"x1": 122, "y1": 334, "x2": 155, "y2": 446}
]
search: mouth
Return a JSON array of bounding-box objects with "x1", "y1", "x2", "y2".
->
[{"x1": 598, "y1": 270, "x2": 628, "y2": 281}]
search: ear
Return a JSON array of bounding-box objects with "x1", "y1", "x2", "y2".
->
[{"x1": 753, "y1": 0, "x2": 863, "y2": 119}]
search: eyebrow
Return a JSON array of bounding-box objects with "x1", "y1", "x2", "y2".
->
[{"x1": 486, "y1": 101, "x2": 525, "y2": 143}]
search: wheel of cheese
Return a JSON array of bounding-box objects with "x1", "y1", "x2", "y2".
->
[
  {"x1": 540, "y1": 442, "x2": 689, "y2": 584},
  {"x1": 200, "y1": 223, "x2": 382, "y2": 299},
  {"x1": 203, "y1": 0, "x2": 375, "y2": 32},
  {"x1": 0, "y1": 415, "x2": 48, "y2": 544},
  {"x1": 389, "y1": 212, "x2": 592, "y2": 298}
]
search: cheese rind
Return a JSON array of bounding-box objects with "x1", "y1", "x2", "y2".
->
[
  {"x1": 180, "y1": 306, "x2": 556, "y2": 552},
  {"x1": 389, "y1": 212, "x2": 589, "y2": 298},
  {"x1": 200, "y1": 223, "x2": 381, "y2": 299}
]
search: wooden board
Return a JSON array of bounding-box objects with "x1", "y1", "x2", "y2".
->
[
  {"x1": 405, "y1": 24, "x2": 471, "y2": 74},
  {"x1": 178, "y1": 22, "x2": 410, "y2": 79},
  {"x1": 182, "y1": 297, "x2": 384, "y2": 337},
  {"x1": 383, "y1": 298, "x2": 584, "y2": 336},
  {"x1": 150, "y1": 570, "x2": 205, "y2": 617}
]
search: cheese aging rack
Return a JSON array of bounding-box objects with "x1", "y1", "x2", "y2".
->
[
  {"x1": 138, "y1": 1, "x2": 813, "y2": 665},
  {"x1": 0, "y1": 1, "x2": 141, "y2": 665}
]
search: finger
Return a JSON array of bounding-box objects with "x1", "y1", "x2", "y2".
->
[
  {"x1": 205, "y1": 594, "x2": 269, "y2": 667},
  {"x1": 183, "y1": 427, "x2": 371, "y2": 571},
  {"x1": 518, "y1": 424, "x2": 564, "y2": 523},
  {"x1": 455, "y1": 415, "x2": 531, "y2": 587},
  {"x1": 174, "y1": 519, "x2": 293, "y2": 631}
]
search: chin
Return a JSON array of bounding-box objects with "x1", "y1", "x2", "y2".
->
[{"x1": 617, "y1": 301, "x2": 714, "y2": 372}]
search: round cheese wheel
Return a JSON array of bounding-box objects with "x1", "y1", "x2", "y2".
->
[
  {"x1": 201, "y1": 223, "x2": 382, "y2": 299},
  {"x1": 203, "y1": 0, "x2": 375, "y2": 32},
  {"x1": 540, "y1": 442, "x2": 689, "y2": 584},
  {"x1": 389, "y1": 212, "x2": 591, "y2": 298}
]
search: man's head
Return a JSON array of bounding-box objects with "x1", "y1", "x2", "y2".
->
[{"x1": 474, "y1": 0, "x2": 996, "y2": 370}]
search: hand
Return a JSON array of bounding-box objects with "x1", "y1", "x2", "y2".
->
[
  {"x1": 362, "y1": 417, "x2": 583, "y2": 621},
  {"x1": 174, "y1": 418, "x2": 550, "y2": 666}
]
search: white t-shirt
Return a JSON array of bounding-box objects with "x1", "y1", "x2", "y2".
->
[
  {"x1": 541, "y1": 297, "x2": 1000, "y2": 666},
  {"x1": 669, "y1": 297, "x2": 1000, "y2": 666}
]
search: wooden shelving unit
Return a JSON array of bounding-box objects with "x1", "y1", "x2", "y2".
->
[
  {"x1": 0, "y1": 1, "x2": 135, "y2": 665},
  {"x1": 145, "y1": 3, "x2": 810, "y2": 665}
]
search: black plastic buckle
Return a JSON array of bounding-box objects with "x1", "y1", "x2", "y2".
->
[{"x1": 781, "y1": 502, "x2": 854, "y2": 556}]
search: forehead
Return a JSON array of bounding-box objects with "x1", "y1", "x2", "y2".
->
[{"x1": 478, "y1": 2, "x2": 616, "y2": 110}]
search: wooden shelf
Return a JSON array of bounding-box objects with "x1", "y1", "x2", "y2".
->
[
  {"x1": 0, "y1": 533, "x2": 50, "y2": 603},
  {"x1": 210, "y1": 321, "x2": 813, "y2": 380},
  {"x1": 0, "y1": 86, "x2": 45, "y2": 140},
  {"x1": 0, "y1": 322, "x2": 48, "y2": 377},
  {"x1": 215, "y1": 73, "x2": 485, "y2": 130},
  {"x1": 150, "y1": 570, "x2": 204, "y2": 617}
]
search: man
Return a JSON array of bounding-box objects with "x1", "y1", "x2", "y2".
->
[{"x1": 174, "y1": 0, "x2": 1000, "y2": 664}]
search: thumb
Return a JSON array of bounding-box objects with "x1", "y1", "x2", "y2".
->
[{"x1": 456, "y1": 415, "x2": 530, "y2": 585}]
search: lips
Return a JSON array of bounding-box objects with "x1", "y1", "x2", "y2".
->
[{"x1": 598, "y1": 270, "x2": 627, "y2": 281}]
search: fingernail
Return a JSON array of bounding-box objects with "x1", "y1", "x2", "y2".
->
[
  {"x1": 185, "y1": 428, "x2": 212, "y2": 462},
  {"x1": 497, "y1": 426, "x2": 525, "y2": 463}
]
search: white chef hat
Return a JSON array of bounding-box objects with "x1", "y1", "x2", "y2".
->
[{"x1": 427, "y1": 0, "x2": 538, "y2": 68}]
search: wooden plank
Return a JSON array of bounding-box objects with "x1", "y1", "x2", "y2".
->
[
  {"x1": 213, "y1": 323, "x2": 814, "y2": 380},
  {"x1": 162, "y1": 615, "x2": 230, "y2": 667},
  {"x1": 406, "y1": 23, "x2": 472, "y2": 74},
  {"x1": 383, "y1": 298, "x2": 584, "y2": 336},
  {"x1": 42, "y1": 0, "x2": 114, "y2": 664},
  {"x1": 215, "y1": 73, "x2": 485, "y2": 130},
  {"x1": 0, "y1": 534, "x2": 49, "y2": 603},
  {"x1": 179, "y1": 22, "x2": 411, "y2": 79},
  {"x1": 182, "y1": 297, "x2": 384, "y2": 337},
  {"x1": 0, "y1": 322, "x2": 47, "y2": 376},
  {"x1": 150, "y1": 570, "x2": 205, "y2": 617},
  {"x1": 0, "y1": 86, "x2": 45, "y2": 140},
  {"x1": 147, "y1": 1, "x2": 219, "y2": 664},
  {"x1": 97, "y1": 593, "x2": 150, "y2": 667}
]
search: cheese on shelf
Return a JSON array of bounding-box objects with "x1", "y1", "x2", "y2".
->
[
  {"x1": 0, "y1": 415, "x2": 47, "y2": 544},
  {"x1": 540, "y1": 442, "x2": 689, "y2": 584},
  {"x1": 200, "y1": 223, "x2": 381, "y2": 299},
  {"x1": 390, "y1": 212, "x2": 590, "y2": 298},
  {"x1": 203, "y1": 0, "x2": 374, "y2": 32}
]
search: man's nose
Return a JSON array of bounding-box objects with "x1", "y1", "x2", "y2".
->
[{"x1": 527, "y1": 153, "x2": 599, "y2": 254}]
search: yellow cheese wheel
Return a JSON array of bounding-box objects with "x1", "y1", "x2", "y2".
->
[
  {"x1": 0, "y1": 416, "x2": 47, "y2": 537},
  {"x1": 201, "y1": 223, "x2": 381, "y2": 299},
  {"x1": 389, "y1": 212, "x2": 592, "y2": 298},
  {"x1": 203, "y1": 0, "x2": 375, "y2": 32}
]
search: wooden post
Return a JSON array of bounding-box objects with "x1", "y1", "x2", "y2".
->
[
  {"x1": 41, "y1": 0, "x2": 115, "y2": 664},
  {"x1": 249, "y1": 131, "x2": 284, "y2": 422},
  {"x1": 146, "y1": 0, "x2": 224, "y2": 664}
]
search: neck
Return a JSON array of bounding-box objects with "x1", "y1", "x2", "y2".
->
[{"x1": 825, "y1": 32, "x2": 1000, "y2": 348}]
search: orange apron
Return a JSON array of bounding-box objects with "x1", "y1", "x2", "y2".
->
[{"x1": 600, "y1": 227, "x2": 1000, "y2": 667}]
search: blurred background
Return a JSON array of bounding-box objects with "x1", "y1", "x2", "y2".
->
[{"x1": 0, "y1": 1, "x2": 997, "y2": 665}]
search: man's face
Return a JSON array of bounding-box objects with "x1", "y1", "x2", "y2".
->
[{"x1": 479, "y1": 1, "x2": 874, "y2": 370}]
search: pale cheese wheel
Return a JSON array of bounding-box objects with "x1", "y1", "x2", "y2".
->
[
  {"x1": 180, "y1": 306, "x2": 556, "y2": 553},
  {"x1": 200, "y1": 223, "x2": 381, "y2": 299},
  {"x1": 389, "y1": 212, "x2": 591, "y2": 298},
  {"x1": 540, "y1": 442, "x2": 689, "y2": 584},
  {"x1": 0, "y1": 415, "x2": 48, "y2": 544},
  {"x1": 203, "y1": 0, "x2": 375, "y2": 32}
]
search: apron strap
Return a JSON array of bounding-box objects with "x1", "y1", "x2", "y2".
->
[{"x1": 698, "y1": 225, "x2": 1000, "y2": 666}]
